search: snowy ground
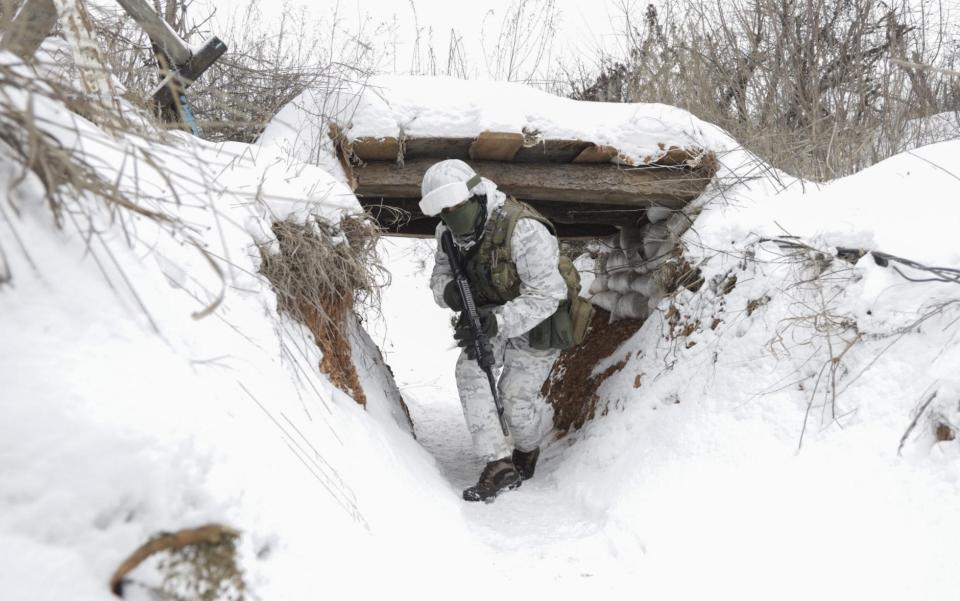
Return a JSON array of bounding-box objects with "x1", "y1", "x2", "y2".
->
[
  {"x1": 363, "y1": 140, "x2": 960, "y2": 599},
  {"x1": 367, "y1": 224, "x2": 960, "y2": 599},
  {"x1": 3, "y1": 65, "x2": 960, "y2": 600}
]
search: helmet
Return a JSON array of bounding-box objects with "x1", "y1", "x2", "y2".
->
[{"x1": 419, "y1": 159, "x2": 483, "y2": 216}]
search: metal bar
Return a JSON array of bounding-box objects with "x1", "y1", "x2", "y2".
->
[{"x1": 150, "y1": 36, "x2": 226, "y2": 105}]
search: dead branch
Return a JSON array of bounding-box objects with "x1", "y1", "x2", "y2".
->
[
  {"x1": 897, "y1": 389, "x2": 940, "y2": 455},
  {"x1": 109, "y1": 523, "x2": 240, "y2": 597}
]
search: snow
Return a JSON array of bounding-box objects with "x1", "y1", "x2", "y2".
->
[
  {"x1": 3, "y1": 58, "x2": 960, "y2": 601},
  {"x1": 260, "y1": 75, "x2": 719, "y2": 169},
  {"x1": 0, "y1": 66, "x2": 479, "y2": 600},
  {"x1": 698, "y1": 140, "x2": 960, "y2": 265},
  {"x1": 362, "y1": 139, "x2": 960, "y2": 598}
]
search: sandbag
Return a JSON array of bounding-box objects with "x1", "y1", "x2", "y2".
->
[
  {"x1": 588, "y1": 274, "x2": 609, "y2": 295},
  {"x1": 612, "y1": 292, "x2": 649, "y2": 321},
  {"x1": 591, "y1": 290, "x2": 619, "y2": 312},
  {"x1": 619, "y1": 226, "x2": 646, "y2": 252},
  {"x1": 605, "y1": 249, "x2": 630, "y2": 272},
  {"x1": 633, "y1": 252, "x2": 669, "y2": 275},
  {"x1": 665, "y1": 212, "x2": 695, "y2": 238},
  {"x1": 608, "y1": 271, "x2": 633, "y2": 293},
  {"x1": 630, "y1": 273, "x2": 655, "y2": 297},
  {"x1": 642, "y1": 223, "x2": 672, "y2": 260},
  {"x1": 646, "y1": 206, "x2": 672, "y2": 223}
]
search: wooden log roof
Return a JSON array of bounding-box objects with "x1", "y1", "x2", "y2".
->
[{"x1": 334, "y1": 128, "x2": 717, "y2": 238}]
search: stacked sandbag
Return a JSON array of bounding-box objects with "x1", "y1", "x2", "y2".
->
[{"x1": 588, "y1": 206, "x2": 697, "y2": 321}]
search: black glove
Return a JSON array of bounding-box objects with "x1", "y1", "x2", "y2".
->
[
  {"x1": 443, "y1": 280, "x2": 464, "y2": 312},
  {"x1": 454, "y1": 308, "x2": 498, "y2": 363}
]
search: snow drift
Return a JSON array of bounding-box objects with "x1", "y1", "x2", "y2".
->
[
  {"x1": 2, "y1": 60, "x2": 960, "y2": 601},
  {"x1": 259, "y1": 74, "x2": 718, "y2": 174}
]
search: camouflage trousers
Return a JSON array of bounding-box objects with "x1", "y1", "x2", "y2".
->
[{"x1": 455, "y1": 333, "x2": 560, "y2": 462}]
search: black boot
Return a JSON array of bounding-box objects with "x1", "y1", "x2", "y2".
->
[
  {"x1": 463, "y1": 457, "x2": 521, "y2": 502},
  {"x1": 512, "y1": 447, "x2": 540, "y2": 481}
]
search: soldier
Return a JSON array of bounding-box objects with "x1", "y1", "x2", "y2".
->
[{"x1": 420, "y1": 159, "x2": 577, "y2": 502}]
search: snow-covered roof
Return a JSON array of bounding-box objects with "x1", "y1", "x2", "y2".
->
[
  {"x1": 337, "y1": 76, "x2": 715, "y2": 167},
  {"x1": 261, "y1": 75, "x2": 721, "y2": 170},
  {"x1": 259, "y1": 75, "x2": 724, "y2": 237}
]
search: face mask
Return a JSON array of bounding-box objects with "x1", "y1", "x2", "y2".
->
[{"x1": 440, "y1": 196, "x2": 483, "y2": 236}]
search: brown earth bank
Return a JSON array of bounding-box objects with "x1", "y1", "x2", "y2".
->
[{"x1": 542, "y1": 309, "x2": 645, "y2": 434}]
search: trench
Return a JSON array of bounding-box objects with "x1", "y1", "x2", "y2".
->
[{"x1": 362, "y1": 235, "x2": 650, "y2": 571}]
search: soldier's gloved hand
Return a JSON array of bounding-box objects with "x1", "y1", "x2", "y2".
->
[
  {"x1": 443, "y1": 280, "x2": 464, "y2": 312},
  {"x1": 453, "y1": 308, "x2": 498, "y2": 362}
]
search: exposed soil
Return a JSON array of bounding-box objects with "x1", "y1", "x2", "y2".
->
[
  {"x1": 257, "y1": 217, "x2": 383, "y2": 408},
  {"x1": 542, "y1": 309, "x2": 645, "y2": 434},
  {"x1": 936, "y1": 422, "x2": 956, "y2": 442},
  {"x1": 301, "y1": 298, "x2": 367, "y2": 406}
]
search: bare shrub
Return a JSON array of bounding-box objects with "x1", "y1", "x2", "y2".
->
[
  {"x1": 109, "y1": 524, "x2": 243, "y2": 600},
  {"x1": 259, "y1": 214, "x2": 382, "y2": 322},
  {"x1": 0, "y1": 59, "x2": 176, "y2": 288},
  {"x1": 568, "y1": 0, "x2": 960, "y2": 180},
  {"x1": 403, "y1": 0, "x2": 563, "y2": 88},
  {"x1": 482, "y1": 0, "x2": 560, "y2": 82},
  {"x1": 86, "y1": 1, "x2": 382, "y2": 142},
  {"x1": 257, "y1": 214, "x2": 385, "y2": 404}
]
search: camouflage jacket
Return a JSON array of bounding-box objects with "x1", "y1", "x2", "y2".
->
[{"x1": 430, "y1": 196, "x2": 567, "y2": 340}]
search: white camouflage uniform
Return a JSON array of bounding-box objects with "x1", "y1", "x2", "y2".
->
[{"x1": 430, "y1": 185, "x2": 567, "y2": 462}]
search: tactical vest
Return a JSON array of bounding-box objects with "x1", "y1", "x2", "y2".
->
[{"x1": 460, "y1": 198, "x2": 594, "y2": 350}]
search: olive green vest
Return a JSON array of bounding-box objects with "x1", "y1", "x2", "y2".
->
[{"x1": 460, "y1": 198, "x2": 593, "y2": 350}]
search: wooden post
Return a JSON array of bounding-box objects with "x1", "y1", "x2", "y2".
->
[
  {"x1": 113, "y1": 0, "x2": 190, "y2": 65},
  {"x1": 354, "y1": 158, "x2": 709, "y2": 208},
  {"x1": 0, "y1": 0, "x2": 57, "y2": 61}
]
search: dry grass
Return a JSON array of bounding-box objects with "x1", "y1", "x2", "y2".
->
[
  {"x1": 257, "y1": 214, "x2": 385, "y2": 405},
  {"x1": 0, "y1": 75, "x2": 154, "y2": 215},
  {"x1": 0, "y1": 58, "x2": 179, "y2": 297},
  {"x1": 85, "y1": 0, "x2": 382, "y2": 143},
  {"x1": 109, "y1": 523, "x2": 244, "y2": 601},
  {"x1": 1, "y1": 7, "x2": 391, "y2": 408}
]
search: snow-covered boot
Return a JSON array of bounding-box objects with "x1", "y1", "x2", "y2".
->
[
  {"x1": 462, "y1": 457, "x2": 521, "y2": 502},
  {"x1": 512, "y1": 446, "x2": 540, "y2": 481}
]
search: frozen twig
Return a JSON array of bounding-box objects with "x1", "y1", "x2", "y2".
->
[{"x1": 897, "y1": 389, "x2": 940, "y2": 456}]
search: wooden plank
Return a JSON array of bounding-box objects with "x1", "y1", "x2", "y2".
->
[
  {"x1": 469, "y1": 131, "x2": 524, "y2": 161},
  {"x1": 351, "y1": 137, "x2": 400, "y2": 162},
  {"x1": 525, "y1": 198, "x2": 648, "y2": 225},
  {"x1": 358, "y1": 195, "x2": 647, "y2": 226},
  {"x1": 115, "y1": 0, "x2": 192, "y2": 65},
  {"x1": 513, "y1": 139, "x2": 593, "y2": 163},
  {"x1": 354, "y1": 158, "x2": 712, "y2": 208},
  {"x1": 403, "y1": 137, "x2": 473, "y2": 160},
  {"x1": 573, "y1": 144, "x2": 619, "y2": 163},
  {"x1": 357, "y1": 197, "x2": 620, "y2": 238},
  {"x1": 328, "y1": 124, "x2": 358, "y2": 190}
]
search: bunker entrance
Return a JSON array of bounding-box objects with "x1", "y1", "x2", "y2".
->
[{"x1": 331, "y1": 131, "x2": 718, "y2": 239}]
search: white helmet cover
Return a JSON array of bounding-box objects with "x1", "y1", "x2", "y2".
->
[{"x1": 419, "y1": 159, "x2": 483, "y2": 216}]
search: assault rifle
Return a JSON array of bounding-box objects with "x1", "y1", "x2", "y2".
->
[{"x1": 441, "y1": 230, "x2": 509, "y2": 436}]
